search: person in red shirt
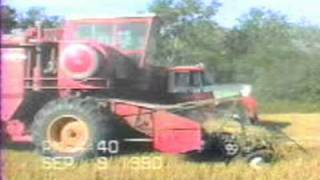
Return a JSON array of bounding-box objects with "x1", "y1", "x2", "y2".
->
[{"x1": 240, "y1": 86, "x2": 259, "y2": 124}]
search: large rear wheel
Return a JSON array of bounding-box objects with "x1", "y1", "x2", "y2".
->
[{"x1": 31, "y1": 97, "x2": 114, "y2": 160}]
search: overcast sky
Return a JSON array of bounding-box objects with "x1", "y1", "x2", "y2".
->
[{"x1": 3, "y1": 0, "x2": 320, "y2": 28}]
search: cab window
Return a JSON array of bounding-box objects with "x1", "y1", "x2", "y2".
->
[
  {"x1": 76, "y1": 24, "x2": 113, "y2": 45},
  {"x1": 190, "y1": 72, "x2": 201, "y2": 87},
  {"x1": 117, "y1": 23, "x2": 147, "y2": 51},
  {"x1": 175, "y1": 72, "x2": 190, "y2": 87},
  {"x1": 201, "y1": 71, "x2": 213, "y2": 85}
]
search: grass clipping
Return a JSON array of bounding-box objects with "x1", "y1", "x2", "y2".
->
[{"x1": 202, "y1": 118, "x2": 278, "y2": 152}]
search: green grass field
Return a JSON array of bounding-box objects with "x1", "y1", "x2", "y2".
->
[{"x1": 3, "y1": 114, "x2": 320, "y2": 180}]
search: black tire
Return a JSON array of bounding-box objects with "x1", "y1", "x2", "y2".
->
[
  {"x1": 31, "y1": 97, "x2": 114, "y2": 160},
  {"x1": 218, "y1": 133, "x2": 241, "y2": 158}
]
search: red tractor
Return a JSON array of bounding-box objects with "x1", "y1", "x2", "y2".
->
[{"x1": 1, "y1": 14, "x2": 271, "y2": 163}]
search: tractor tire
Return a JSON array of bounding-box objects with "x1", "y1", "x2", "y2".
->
[
  {"x1": 31, "y1": 97, "x2": 115, "y2": 160},
  {"x1": 218, "y1": 133, "x2": 241, "y2": 158}
]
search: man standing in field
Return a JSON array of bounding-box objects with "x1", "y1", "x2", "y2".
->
[{"x1": 240, "y1": 86, "x2": 260, "y2": 124}]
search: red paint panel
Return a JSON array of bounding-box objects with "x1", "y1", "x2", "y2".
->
[
  {"x1": 168, "y1": 66, "x2": 204, "y2": 73},
  {"x1": 6, "y1": 120, "x2": 26, "y2": 136},
  {"x1": 5, "y1": 119, "x2": 32, "y2": 142},
  {"x1": 112, "y1": 103, "x2": 154, "y2": 136},
  {"x1": 154, "y1": 129, "x2": 202, "y2": 153},
  {"x1": 113, "y1": 103, "x2": 151, "y2": 117},
  {"x1": 1, "y1": 48, "x2": 25, "y2": 121},
  {"x1": 111, "y1": 102, "x2": 203, "y2": 153},
  {"x1": 61, "y1": 44, "x2": 99, "y2": 77},
  {"x1": 64, "y1": 49, "x2": 94, "y2": 73},
  {"x1": 153, "y1": 111, "x2": 202, "y2": 153}
]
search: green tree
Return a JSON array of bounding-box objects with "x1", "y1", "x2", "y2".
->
[
  {"x1": 17, "y1": 7, "x2": 63, "y2": 29},
  {"x1": 1, "y1": 5, "x2": 18, "y2": 33},
  {"x1": 149, "y1": 0, "x2": 229, "y2": 81},
  {"x1": 226, "y1": 7, "x2": 320, "y2": 102}
]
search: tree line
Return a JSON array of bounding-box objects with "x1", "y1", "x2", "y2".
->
[
  {"x1": 2, "y1": 1, "x2": 320, "y2": 103},
  {"x1": 149, "y1": 0, "x2": 320, "y2": 103},
  {"x1": 1, "y1": 5, "x2": 63, "y2": 33}
]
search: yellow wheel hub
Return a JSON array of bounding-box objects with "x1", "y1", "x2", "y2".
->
[{"x1": 47, "y1": 115, "x2": 90, "y2": 153}]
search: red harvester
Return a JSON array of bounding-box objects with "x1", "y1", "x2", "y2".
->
[{"x1": 1, "y1": 14, "x2": 271, "y2": 162}]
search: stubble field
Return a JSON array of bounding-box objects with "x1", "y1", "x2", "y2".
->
[{"x1": 3, "y1": 114, "x2": 320, "y2": 180}]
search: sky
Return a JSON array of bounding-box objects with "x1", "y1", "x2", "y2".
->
[{"x1": 3, "y1": 0, "x2": 320, "y2": 28}]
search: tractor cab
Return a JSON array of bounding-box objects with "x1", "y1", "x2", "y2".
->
[
  {"x1": 166, "y1": 64, "x2": 214, "y2": 102},
  {"x1": 55, "y1": 14, "x2": 160, "y2": 91},
  {"x1": 62, "y1": 14, "x2": 159, "y2": 67}
]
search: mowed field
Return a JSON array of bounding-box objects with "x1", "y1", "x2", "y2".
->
[{"x1": 3, "y1": 114, "x2": 320, "y2": 180}]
